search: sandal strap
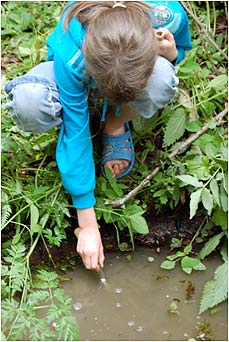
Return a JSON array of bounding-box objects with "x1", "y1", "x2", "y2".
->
[
  {"x1": 101, "y1": 122, "x2": 135, "y2": 179},
  {"x1": 102, "y1": 148, "x2": 133, "y2": 165}
]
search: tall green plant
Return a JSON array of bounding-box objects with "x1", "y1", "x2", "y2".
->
[{"x1": 2, "y1": 247, "x2": 80, "y2": 341}]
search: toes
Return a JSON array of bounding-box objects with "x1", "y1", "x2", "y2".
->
[
  {"x1": 113, "y1": 164, "x2": 120, "y2": 177},
  {"x1": 105, "y1": 160, "x2": 130, "y2": 177}
]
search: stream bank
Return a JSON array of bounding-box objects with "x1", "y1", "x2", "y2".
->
[{"x1": 29, "y1": 206, "x2": 216, "y2": 267}]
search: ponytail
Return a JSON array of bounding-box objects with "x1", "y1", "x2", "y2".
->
[
  {"x1": 64, "y1": 1, "x2": 153, "y2": 28},
  {"x1": 63, "y1": 1, "x2": 157, "y2": 103}
]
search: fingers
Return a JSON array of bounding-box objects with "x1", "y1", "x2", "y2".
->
[
  {"x1": 77, "y1": 246, "x2": 105, "y2": 272},
  {"x1": 78, "y1": 251, "x2": 99, "y2": 271},
  {"x1": 155, "y1": 29, "x2": 165, "y2": 40},
  {"x1": 99, "y1": 246, "x2": 105, "y2": 269},
  {"x1": 155, "y1": 28, "x2": 174, "y2": 42}
]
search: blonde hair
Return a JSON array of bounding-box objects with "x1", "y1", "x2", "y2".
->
[{"x1": 64, "y1": 1, "x2": 157, "y2": 103}]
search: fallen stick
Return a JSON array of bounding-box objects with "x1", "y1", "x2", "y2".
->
[{"x1": 105, "y1": 106, "x2": 228, "y2": 208}]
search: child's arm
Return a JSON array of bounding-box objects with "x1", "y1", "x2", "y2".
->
[
  {"x1": 155, "y1": 28, "x2": 178, "y2": 63},
  {"x1": 77, "y1": 207, "x2": 104, "y2": 271},
  {"x1": 53, "y1": 54, "x2": 104, "y2": 271},
  {"x1": 147, "y1": 1, "x2": 192, "y2": 65}
]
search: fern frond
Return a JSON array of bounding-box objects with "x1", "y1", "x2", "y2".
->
[
  {"x1": 1, "y1": 203, "x2": 12, "y2": 228},
  {"x1": 199, "y1": 261, "x2": 228, "y2": 314}
]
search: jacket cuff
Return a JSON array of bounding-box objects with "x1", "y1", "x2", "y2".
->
[{"x1": 71, "y1": 191, "x2": 96, "y2": 209}]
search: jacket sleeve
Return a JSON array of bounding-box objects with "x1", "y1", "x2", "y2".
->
[
  {"x1": 53, "y1": 53, "x2": 96, "y2": 209},
  {"x1": 146, "y1": 1, "x2": 192, "y2": 64},
  {"x1": 173, "y1": 12, "x2": 192, "y2": 64}
]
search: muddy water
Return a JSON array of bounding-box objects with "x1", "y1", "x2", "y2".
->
[{"x1": 62, "y1": 248, "x2": 228, "y2": 341}]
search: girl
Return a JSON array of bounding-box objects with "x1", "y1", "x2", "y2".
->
[{"x1": 5, "y1": 1, "x2": 192, "y2": 271}]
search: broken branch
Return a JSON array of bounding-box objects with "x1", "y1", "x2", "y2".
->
[{"x1": 105, "y1": 106, "x2": 228, "y2": 208}]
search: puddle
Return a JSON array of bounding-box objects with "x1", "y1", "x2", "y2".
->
[{"x1": 62, "y1": 248, "x2": 228, "y2": 341}]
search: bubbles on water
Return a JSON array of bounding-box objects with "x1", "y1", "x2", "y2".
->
[
  {"x1": 51, "y1": 321, "x2": 57, "y2": 329},
  {"x1": 115, "y1": 302, "x2": 121, "y2": 308},
  {"x1": 163, "y1": 330, "x2": 169, "y2": 335},
  {"x1": 128, "y1": 321, "x2": 135, "y2": 327},
  {"x1": 136, "y1": 326, "x2": 143, "y2": 332},
  {"x1": 73, "y1": 302, "x2": 82, "y2": 311},
  {"x1": 147, "y1": 256, "x2": 154, "y2": 263},
  {"x1": 115, "y1": 287, "x2": 123, "y2": 294}
]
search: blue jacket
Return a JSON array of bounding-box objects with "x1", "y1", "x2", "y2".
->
[{"x1": 46, "y1": 1, "x2": 192, "y2": 209}]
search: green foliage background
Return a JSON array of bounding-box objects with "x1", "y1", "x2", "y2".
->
[{"x1": 1, "y1": 1, "x2": 228, "y2": 340}]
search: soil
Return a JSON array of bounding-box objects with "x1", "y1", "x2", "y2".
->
[{"x1": 28, "y1": 205, "x2": 217, "y2": 267}]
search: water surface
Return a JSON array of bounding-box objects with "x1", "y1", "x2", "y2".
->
[{"x1": 62, "y1": 248, "x2": 228, "y2": 341}]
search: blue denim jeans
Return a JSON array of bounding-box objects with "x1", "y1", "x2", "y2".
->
[{"x1": 5, "y1": 57, "x2": 179, "y2": 133}]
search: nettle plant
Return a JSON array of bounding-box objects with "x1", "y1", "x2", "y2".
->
[
  {"x1": 150, "y1": 6, "x2": 227, "y2": 313},
  {"x1": 94, "y1": 2, "x2": 228, "y2": 314}
]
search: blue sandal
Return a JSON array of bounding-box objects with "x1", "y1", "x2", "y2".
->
[{"x1": 101, "y1": 122, "x2": 135, "y2": 179}]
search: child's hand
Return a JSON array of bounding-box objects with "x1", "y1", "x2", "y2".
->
[
  {"x1": 76, "y1": 208, "x2": 105, "y2": 271},
  {"x1": 155, "y1": 28, "x2": 178, "y2": 62},
  {"x1": 76, "y1": 225, "x2": 104, "y2": 271}
]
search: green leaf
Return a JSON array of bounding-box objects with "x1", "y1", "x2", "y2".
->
[
  {"x1": 167, "y1": 251, "x2": 185, "y2": 260},
  {"x1": 220, "y1": 243, "x2": 227, "y2": 262},
  {"x1": 35, "y1": 270, "x2": 59, "y2": 288},
  {"x1": 184, "y1": 244, "x2": 192, "y2": 254},
  {"x1": 179, "y1": 60, "x2": 201, "y2": 74},
  {"x1": 220, "y1": 183, "x2": 228, "y2": 212},
  {"x1": 198, "y1": 232, "x2": 225, "y2": 260},
  {"x1": 123, "y1": 205, "x2": 149, "y2": 234},
  {"x1": 181, "y1": 256, "x2": 200, "y2": 274},
  {"x1": 31, "y1": 224, "x2": 42, "y2": 233},
  {"x1": 209, "y1": 179, "x2": 220, "y2": 206},
  {"x1": 163, "y1": 108, "x2": 186, "y2": 146},
  {"x1": 129, "y1": 214, "x2": 149, "y2": 235},
  {"x1": 185, "y1": 120, "x2": 202, "y2": 132},
  {"x1": 193, "y1": 261, "x2": 206, "y2": 271},
  {"x1": 187, "y1": 156, "x2": 210, "y2": 179},
  {"x1": 118, "y1": 242, "x2": 130, "y2": 252},
  {"x1": 190, "y1": 189, "x2": 202, "y2": 219},
  {"x1": 30, "y1": 204, "x2": 39, "y2": 230},
  {"x1": 104, "y1": 167, "x2": 123, "y2": 197},
  {"x1": 208, "y1": 74, "x2": 228, "y2": 90},
  {"x1": 199, "y1": 261, "x2": 228, "y2": 314},
  {"x1": 12, "y1": 234, "x2": 21, "y2": 245},
  {"x1": 160, "y1": 260, "x2": 176, "y2": 270},
  {"x1": 1, "y1": 197, "x2": 12, "y2": 229},
  {"x1": 176, "y1": 175, "x2": 203, "y2": 187},
  {"x1": 212, "y1": 208, "x2": 228, "y2": 230},
  {"x1": 201, "y1": 188, "x2": 213, "y2": 216}
]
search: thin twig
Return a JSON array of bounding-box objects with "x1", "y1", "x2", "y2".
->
[
  {"x1": 181, "y1": 1, "x2": 228, "y2": 60},
  {"x1": 105, "y1": 106, "x2": 228, "y2": 207}
]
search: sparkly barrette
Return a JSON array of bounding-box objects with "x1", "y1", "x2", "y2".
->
[{"x1": 113, "y1": 2, "x2": 127, "y2": 9}]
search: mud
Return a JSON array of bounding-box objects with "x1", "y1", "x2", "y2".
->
[{"x1": 29, "y1": 206, "x2": 217, "y2": 266}]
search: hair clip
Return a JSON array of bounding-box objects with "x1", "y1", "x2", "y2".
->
[{"x1": 113, "y1": 2, "x2": 127, "y2": 9}]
